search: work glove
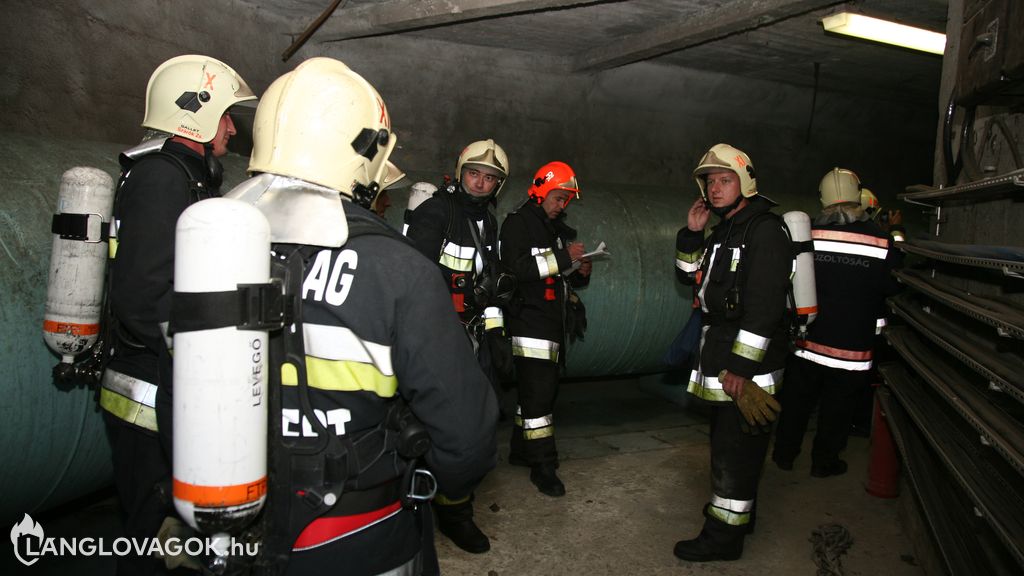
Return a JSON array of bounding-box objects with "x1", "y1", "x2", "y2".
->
[{"x1": 722, "y1": 371, "x2": 781, "y2": 435}]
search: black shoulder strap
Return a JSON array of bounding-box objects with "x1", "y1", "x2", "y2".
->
[
  {"x1": 347, "y1": 207, "x2": 415, "y2": 246},
  {"x1": 119, "y1": 150, "x2": 212, "y2": 204},
  {"x1": 442, "y1": 185, "x2": 458, "y2": 241}
]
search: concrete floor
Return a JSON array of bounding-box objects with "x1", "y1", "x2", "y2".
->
[
  {"x1": 437, "y1": 375, "x2": 925, "y2": 576},
  {"x1": 5, "y1": 375, "x2": 925, "y2": 575}
]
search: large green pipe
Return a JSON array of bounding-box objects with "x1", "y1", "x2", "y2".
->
[
  {"x1": 3, "y1": 134, "x2": 821, "y2": 522},
  {"x1": 0, "y1": 133, "x2": 251, "y2": 523}
]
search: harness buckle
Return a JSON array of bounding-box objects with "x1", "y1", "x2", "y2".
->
[{"x1": 402, "y1": 468, "x2": 437, "y2": 510}]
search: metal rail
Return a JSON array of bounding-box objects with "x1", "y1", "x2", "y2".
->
[
  {"x1": 900, "y1": 168, "x2": 1024, "y2": 203},
  {"x1": 885, "y1": 326, "x2": 1024, "y2": 476},
  {"x1": 894, "y1": 269, "x2": 1024, "y2": 339},
  {"x1": 877, "y1": 384, "x2": 1022, "y2": 575},
  {"x1": 898, "y1": 239, "x2": 1024, "y2": 279},
  {"x1": 878, "y1": 364, "x2": 1024, "y2": 570},
  {"x1": 888, "y1": 294, "x2": 1024, "y2": 404}
]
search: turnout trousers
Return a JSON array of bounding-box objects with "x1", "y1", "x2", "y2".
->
[
  {"x1": 510, "y1": 356, "x2": 560, "y2": 466},
  {"x1": 773, "y1": 354, "x2": 868, "y2": 467}
]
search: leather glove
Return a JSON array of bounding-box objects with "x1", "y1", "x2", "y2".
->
[{"x1": 722, "y1": 371, "x2": 781, "y2": 434}]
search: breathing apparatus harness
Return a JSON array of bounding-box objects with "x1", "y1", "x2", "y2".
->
[{"x1": 169, "y1": 209, "x2": 434, "y2": 575}]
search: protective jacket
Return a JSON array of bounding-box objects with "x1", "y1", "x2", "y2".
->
[
  {"x1": 405, "y1": 185, "x2": 505, "y2": 326},
  {"x1": 266, "y1": 202, "x2": 499, "y2": 575},
  {"x1": 499, "y1": 200, "x2": 589, "y2": 361},
  {"x1": 104, "y1": 139, "x2": 216, "y2": 434},
  {"x1": 795, "y1": 217, "x2": 900, "y2": 371},
  {"x1": 676, "y1": 196, "x2": 791, "y2": 402}
]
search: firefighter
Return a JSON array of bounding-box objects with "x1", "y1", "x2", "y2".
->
[
  {"x1": 772, "y1": 168, "x2": 901, "y2": 477},
  {"x1": 224, "y1": 56, "x2": 497, "y2": 575},
  {"x1": 499, "y1": 161, "x2": 592, "y2": 497},
  {"x1": 101, "y1": 54, "x2": 256, "y2": 575},
  {"x1": 861, "y1": 187, "x2": 906, "y2": 243},
  {"x1": 404, "y1": 139, "x2": 512, "y2": 553},
  {"x1": 673, "y1": 144, "x2": 790, "y2": 562}
]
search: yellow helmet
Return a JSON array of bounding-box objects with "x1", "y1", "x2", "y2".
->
[
  {"x1": 693, "y1": 143, "x2": 757, "y2": 200},
  {"x1": 248, "y1": 57, "x2": 397, "y2": 206},
  {"x1": 860, "y1": 188, "x2": 881, "y2": 219},
  {"x1": 819, "y1": 168, "x2": 862, "y2": 207},
  {"x1": 142, "y1": 55, "x2": 256, "y2": 143},
  {"x1": 456, "y1": 139, "x2": 509, "y2": 199}
]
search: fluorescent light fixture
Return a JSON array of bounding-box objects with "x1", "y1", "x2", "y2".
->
[{"x1": 822, "y1": 12, "x2": 945, "y2": 55}]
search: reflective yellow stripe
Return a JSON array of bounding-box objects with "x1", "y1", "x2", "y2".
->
[
  {"x1": 687, "y1": 369, "x2": 782, "y2": 402},
  {"x1": 676, "y1": 249, "x2": 702, "y2": 264},
  {"x1": 108, "y1": 237, "x2": 119, "y2": 259},
  {"x1": 483, "y1": 306, "x2": 504, "y2": 330},
  {"x1": 708, "y1": 503, "x2": 752, "y2": 526},
  {"x1": 732, "y1": 330, "x2": 770, "y2": 363},
  {"x1": 731, "y1": 341, "x2": 766, "y2": 362},
  {"x1": 439, "y1": 242, "x2": 475, "y2": 272},
  {"x1": 434, "y1": 494, "x2": 470, "y2": 506},
  {"x1": 524, "y1": 427, "x2": 554, "y2": 440},
  {"x1": 729, "y1": 247, "x2": 741, "y2": 272},
  {"x1": 439, "y1": 253, "x2": 474, "y2": 272},
  {"x1": 511, "y1": 336, "x2": 559, "y2": 362},
  {"x1": 99, "y1": 387, "x2": 158, "y2": 431},
  {"x1": 282, "y1": 356, "x2": 398, "y2": 398}
]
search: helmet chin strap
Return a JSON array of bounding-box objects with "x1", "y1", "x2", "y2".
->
[
  {"x1": 203, "y1": 142, "x2": 224, "y2": 189},
  {"x1": 709, "y1": 194, "x2": 744, "y2": 218}
]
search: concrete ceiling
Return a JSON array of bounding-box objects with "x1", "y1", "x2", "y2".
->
[{"x1": 255, "y1": 0, "x2": 948, "y2": 105}]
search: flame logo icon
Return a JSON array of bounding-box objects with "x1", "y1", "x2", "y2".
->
[{"x1": 10, "y1": 513, "x2": 44, "y2": 566}]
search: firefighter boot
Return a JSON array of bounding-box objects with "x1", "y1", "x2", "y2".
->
[
  {"x1": 530, "y1": 464, "x2": 565, "y2": 497},
  {"x1": 673, "y1": 512, "x2": 745, "y2": 562},
  {"x1": 435, "y1": 497, "x2": 490, "y2": 554}
]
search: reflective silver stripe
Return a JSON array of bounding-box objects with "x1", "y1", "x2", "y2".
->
[
  {"x1": 711, "y1": 494, "x2": 754, "y2": 513},
  {"x1": 401, "y1": 223, "x2": 410, "y2": 236},
  {"x1": 795, "y1": 348, "x2": 872, "y2": 371},
  {"x1": 813, "y1": 239, "x2": 888, "y2": 260},
  {"x1": 687, "y1": 368, "x2": 782, "y2": 402},
  {"x1": 530, "y1": 247, "x2": 559, "y2": 278},
  {"x1": 697, "y1": 244, "x2": 722, "y2": 312},
  {"x1": 732, "y1": 329, "x2": 770, "y2": 362},
  {"x1": 522, "y1": 414, "x2": 553, "y2": 430},
  {"x1": 304, "y1": 323, "x2": 394, "y2": 376},
  {"x1": 483, "y1": 306, "x2": 504, "y2": 330},
  {"x1": 891, "y1": 230, "x2": 905, "y2": 242},
  {"x1": 439, "y1": 241, "x2": 475, "y2": 272},
  {"x1": 875, "y1": 317, "x2": 887, "y2": 335},
  {"x1": 729, "y1": 247, "x2": 741, "y2": 272},
  {"x1": 511, "y1": 336, "x2": 559, "y2": 362},
  {"x1": 101, "y1": 369, "x2": 158, "y2": 408}
]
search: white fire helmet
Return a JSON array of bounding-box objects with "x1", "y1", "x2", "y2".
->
[
  {"x1": 456, "y1": 139, "x2": 509, "y2": 199},
  {"x1": 248, "y1": 57, "x2": 397, "y2": 205},
  {"x1": 819, "y1": 168, "x2": 862, "y2": 207},
  {"x1": 407, "y1": 182, "x2": 438, "y2": 212},
  {"x1": 142, "y1": 55, "x2": 257, "y2": 143},
  {"x1": 693, "y1": 143, "x2": 757, "y2": 200}
]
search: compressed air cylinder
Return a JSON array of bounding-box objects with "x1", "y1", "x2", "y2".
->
[
  {"x1": 43, "y1": 167, "x2": 115, "y2": 364},
  {"x1": 173, "y1": 197, "x2": 270, "y2": 535},
  {"x1": 783, "y1": 210, "x2": 817, "y2": 329}
]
